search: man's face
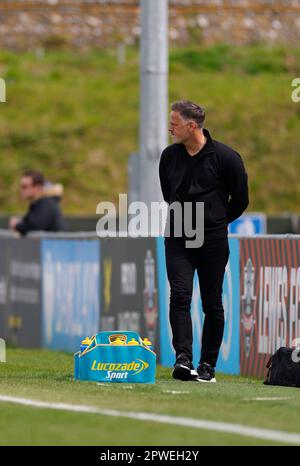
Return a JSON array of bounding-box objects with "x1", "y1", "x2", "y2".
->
[
  {"x1": 169, "y1": 111, "x2": 195, "y2": 144},
  {"x1": 20, "y1": 176, "x2": 42, "y2": 201}
]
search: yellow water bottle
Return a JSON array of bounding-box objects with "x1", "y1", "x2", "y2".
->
[
  {"x1": 128, "y1": 338, "x2": 139, "y2": 346},
  {"x1": 142, "y1": 338, "x2": 154, "y2": 351},
  {"x1": 80, "y1": 337, "x2": 91, "y2": 353},
  {"x1": 111, "y1": 337, "x2": 125, "y2": 346}
]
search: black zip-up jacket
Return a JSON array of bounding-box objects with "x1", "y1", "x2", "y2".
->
[
  {"x1": 15, "y1": 196, "x2": 65, "y2": 236},
  {"x1": 159, "y1": 128, "x2": 249, "y2": 240}
]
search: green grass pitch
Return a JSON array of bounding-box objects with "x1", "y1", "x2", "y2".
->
[{"x1": 0, "y1": 349, "x2": 300, "y2": 446}]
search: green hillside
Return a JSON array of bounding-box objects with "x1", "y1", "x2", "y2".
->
[{"x1": 0, "y1": 44, "x2": 300, "y2": 214}]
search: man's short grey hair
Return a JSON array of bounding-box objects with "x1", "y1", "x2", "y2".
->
[{"x1": 171, "y1": 100, "x2": 205, "y2": 128}]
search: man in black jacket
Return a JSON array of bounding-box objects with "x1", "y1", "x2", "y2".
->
[
  {"x1": 159, "y1": 101, "x2": 249, "y2": 382},
  {"x1": 9, "y1": 170, "x2": 64, "y2": 235}
]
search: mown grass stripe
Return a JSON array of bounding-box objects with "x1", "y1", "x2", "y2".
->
[{"x1": 0, "y1": 394, "x2": 300, "y2": 445}]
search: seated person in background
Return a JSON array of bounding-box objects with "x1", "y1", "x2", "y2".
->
[{"x1": 9, "y1": 170, "x2": 65, "y2": 235}]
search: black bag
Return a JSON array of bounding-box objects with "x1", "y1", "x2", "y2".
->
[{"x1": 264, "y1": 347, "x2": 300, "y2": 387}]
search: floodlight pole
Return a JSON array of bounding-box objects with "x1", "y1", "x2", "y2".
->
[{"x1": 139, "y1": 0, "x2": 169, "y2": 206}]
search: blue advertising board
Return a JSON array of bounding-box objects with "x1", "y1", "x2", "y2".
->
[
  {"x1": 157, "y1": 237, "x2": 240, "y2": 374},
  {"x1": 41, "y1": 240, "x2": 100, "y2": 352},
  {"x1": 229, "y1": 213, "x2": 266, "y2": 235}
]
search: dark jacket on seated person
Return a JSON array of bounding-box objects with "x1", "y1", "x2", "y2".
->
[{"x1": 15, "y1": 196, "x2": 64, "y2": 236}]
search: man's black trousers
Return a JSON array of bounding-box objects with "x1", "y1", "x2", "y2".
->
[{"x1": 165, "y1": 236, "x2": 230, "y2": 367}]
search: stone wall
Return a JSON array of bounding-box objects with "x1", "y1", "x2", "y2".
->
[{"x1": 0, "y1": 0, "x2": 299, "y2": 50}]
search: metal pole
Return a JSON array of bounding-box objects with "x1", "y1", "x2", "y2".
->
[{"x1": 139, "y1": 0, "x2": 168, "y2": 206}]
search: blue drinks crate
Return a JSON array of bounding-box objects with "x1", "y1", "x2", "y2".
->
[{"x1": 74, "y1": 331, "x2": 156, "y2": 384}]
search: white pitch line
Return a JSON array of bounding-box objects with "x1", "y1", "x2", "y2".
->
[
  {"x1": 0, "y1": 394, "x2": 300, "y2": 445},
  {"x1": 244, "y1": 397, "x2": 295, "y2": 401},
  {"x1": 163, "y1": 390, "x2": 191, "y2": 395}
]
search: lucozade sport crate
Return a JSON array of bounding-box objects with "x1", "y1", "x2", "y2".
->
[{"x1": 74, "y1": 331, "x2": 156, "y2": 384}]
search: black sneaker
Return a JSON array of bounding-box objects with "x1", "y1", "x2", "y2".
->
[
  {"x1": 172, "y1": 354, "x2": 198, "y2": 381},
  {"x1": 195, "y1": 362, "x2": 216, "y2": 383}
]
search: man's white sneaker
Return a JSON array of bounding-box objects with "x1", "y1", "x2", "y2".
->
[
  {"x1": 195, "y1": 362, "x2": 217, "y2": 383},
  {"x1": 172, "y1": 354, "x2": 198, "y2": 381}
]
